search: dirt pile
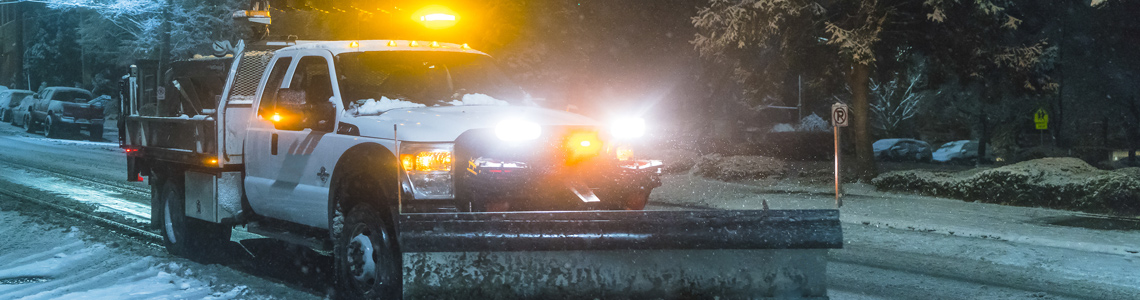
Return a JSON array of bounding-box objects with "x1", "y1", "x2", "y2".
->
[
  {"x1": 695, "y1": 154, "x2": 787, "y2": 181},
  {"x1": 873, "y1": 158, "x2": 1140, "y2": 214}
]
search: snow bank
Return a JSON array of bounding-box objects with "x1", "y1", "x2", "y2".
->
[
  {"x1": 652, "y1": 149, "x2": 699, "y2": 174},
  {"x1": 448, "y1": 93, "x2": 510, "y2": 106},
  {"x1": 873, "y1": 158, "x2": 1140, "y2": 214},
  {"x1": 695, "y1": 154, "x2": 787, "y2": 181},
  {"x1": 348, "y1": 97, "x2": 425, "y2": 116}
]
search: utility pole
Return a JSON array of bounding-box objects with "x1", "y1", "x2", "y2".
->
[{"x1": 798, "y1": 75, "x2": 803, "y2": 121}]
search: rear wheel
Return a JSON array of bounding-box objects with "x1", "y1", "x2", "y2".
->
[
  {"x1": 23, "y1": 115, "x2": 34, "y2": 132},
  {"x1": 335, "y1": 203, "x2": 400, "y2": 300},
  {"x1": 44, "y1": 116, "x2": 59, "y2": 138},
  {"x1": 159, "y1": 173, "x2": 232, "y2": 259}
]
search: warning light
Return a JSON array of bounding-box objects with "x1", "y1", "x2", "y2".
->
[
  {"x1": 271, "y1": 113, "x2": 282, "y2": 122},
  {"x1": 349, "y1": 41, "x2": 359, "y2": 48},
  {"x1": 564, "y1": 131, "x2": 602, "y2": 165},
  {"x1": 461, "y1": 43, "x2": 471, "y2": 50},
  {"x1": 207, "y1": 157, "x2": 219, "y2": 165},
  {"x1": 409, "y1": 41, "x2": 420, "y2": 47},
  {"x1": 412, "y1": 5, "x2": 458, "y2": 29},
  {"x1": 616, "y1": 146, "x2": 634, "y2": 161},
  {"x1": 421, "y1": 14, "x2": 456, "y2": 22},
  {"x1": 430, "y1": 41, "x2": 441, "y2": 48},
  {"x1": 387, "y1": 40, "x2": 397, "y2": 47}
]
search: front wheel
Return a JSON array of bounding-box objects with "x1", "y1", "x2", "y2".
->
[
  {"x1": 159, "y1": 174, "x2": 232, "y2": 259},
  {"x1": 335, "y1": 203, "x2": 401, "y2": 300}
]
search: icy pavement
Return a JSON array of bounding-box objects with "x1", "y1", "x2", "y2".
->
[
  {"x1": 0, "y1": 165, "x2": 150, "y2": 222},
  {"x1": 0, "y1": 209, "x2": 257, "y2": 300}
]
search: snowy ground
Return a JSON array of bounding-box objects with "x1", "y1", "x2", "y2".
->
[{"x1": 0, "y1": 121, "x2": 1138, "y2": 299}]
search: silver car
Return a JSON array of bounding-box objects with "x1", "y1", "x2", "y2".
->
[
  {"x1": 0, "y1": 89, "x2": 34, "y2": 123},
  {"x1": 873, "y1": 138, "x2": 933, "y2": 162},
  {"x1": 932, "y1": 140, "x2": 996, "y2": 164}
]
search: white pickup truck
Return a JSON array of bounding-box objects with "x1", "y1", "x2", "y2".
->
[{"x1": 121, "y1": 39, "x2": 840, "y2": 299}]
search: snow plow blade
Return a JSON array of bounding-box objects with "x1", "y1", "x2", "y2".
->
[{"x1": 398, "y1": 209, "x2": 842, "y2": 299}]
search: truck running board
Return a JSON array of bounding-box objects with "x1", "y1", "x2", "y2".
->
[{"x1": 398, "y1": 209, "x2": 842, "y2": 299}]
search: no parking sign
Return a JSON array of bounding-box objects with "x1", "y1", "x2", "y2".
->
[{"x1": 832, "y1": 103, "x2": 849, "y2": 127}]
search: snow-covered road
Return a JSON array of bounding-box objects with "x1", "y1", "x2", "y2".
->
[{"x1": 0, "y1": 122, "x2": 1137, "y2": 299}]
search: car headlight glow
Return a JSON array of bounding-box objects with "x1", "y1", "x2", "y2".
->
[
  {"x1": 611, "y1": 117, "x2": 646, "y2": 139},
  {"x1": 496, "y1": 119, "x2": 541, "y2": 141}
]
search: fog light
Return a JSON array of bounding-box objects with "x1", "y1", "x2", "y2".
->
[{"x1": 616, "y1": 146, "x2": 634, "y2": 161}]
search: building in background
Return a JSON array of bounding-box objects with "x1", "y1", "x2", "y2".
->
[{"x1": 0, "y1": 2, "x2": 28, "y2": 89}]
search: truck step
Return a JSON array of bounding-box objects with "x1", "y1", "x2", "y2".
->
[{"x1": 245, "y1": 220, "x2": 332, "y2": 254}]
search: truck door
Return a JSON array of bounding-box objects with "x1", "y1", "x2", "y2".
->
[
  {"x1": 245, "y1": 51, "x2": 341, "y2": 228},
  {"x1": 33, "y1": 89, "x2": 51, "y2": 118}
]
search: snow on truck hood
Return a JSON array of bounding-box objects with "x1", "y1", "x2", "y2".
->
[{"x1": 348, "y1": 105, "x2": 598, "y2": 141}]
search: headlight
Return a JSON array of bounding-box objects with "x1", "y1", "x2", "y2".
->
[
  {"x1": 610, "y1": 117, "x2": 646, "y2": 139},
  {"x1": 496, "y1": 119, "x2": 541, "y2": 141},
  {"x1": 400, "y1": 143, "x2": 454, "y2": 199}
]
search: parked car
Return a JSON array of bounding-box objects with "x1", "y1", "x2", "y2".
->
[
  {"x1": 0, "y1": 89, "x2": 34, "y2": 123},
  {"x1": 873, "y1": 138, "x2": 933, "y2": 162},
  {"x1": 25, "y1": 87, "x2": 104, "y2": 140},
  {"x1": 933, "y1": 140, "x2": 996, "y2": 164},
  {"x1": 10, "y1": 94, "x2": 33, "y2": 128}
]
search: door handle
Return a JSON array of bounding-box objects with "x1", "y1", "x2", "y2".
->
[{"x1": 271, "y1": 133, "x2": 278, "y2": 155}]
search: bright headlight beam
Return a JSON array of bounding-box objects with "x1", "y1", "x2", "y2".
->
[
  {"x1": 611, "y1": 117, "x2": 646, "y2": 139},
  {"x1": 420, "y1": 13, "x2": 456, "y2": 21},
  {"x1": 496, "y1": 120, "x2": 541, "y2": 141}
]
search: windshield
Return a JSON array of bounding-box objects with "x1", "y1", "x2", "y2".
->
[
  {"x1": 4, "y1": 92, "x2": 32, "y2": 106},
  {"x1": 51, "y1": 90, "x2": 93, "y2": 103},
  {"x1": 337, "y1": 51, "x2": 524, "y2": 116}
]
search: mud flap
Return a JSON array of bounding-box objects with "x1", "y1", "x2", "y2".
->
[{"x1": 398, "y1": 209, "x2": 841, "y2": 299}]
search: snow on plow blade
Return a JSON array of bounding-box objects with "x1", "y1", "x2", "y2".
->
[{"x1": 398, "y1": 209, "x2": 842, "y2": 299}]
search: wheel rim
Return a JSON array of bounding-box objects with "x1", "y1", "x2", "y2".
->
[
  {"x1": 348, "y1": 232, "x2": 377, "y2": 283},
  {"x1": 344, "y1": 221, "x2": 395, "y2": 293},
  {"x1": 164, "y1": 194, "x2": 177, "y2": 244}
]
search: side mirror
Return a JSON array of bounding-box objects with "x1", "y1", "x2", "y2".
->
[
  {"x1": 270, "y1": 89, "x2": 308, "y2": 130},
  {"x1": 270, "y1": 89, "x2": 336, "y2": 132}
]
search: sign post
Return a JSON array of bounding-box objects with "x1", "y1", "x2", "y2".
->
[
  {"x1": 1034, "y1": 108, "x2": 1049, "y2": 146},
  {"x1": 831, "y1": 103, "x2": 849, "y2": 208}
]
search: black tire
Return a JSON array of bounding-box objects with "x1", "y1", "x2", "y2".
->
[
  {"x1": 24, "y1": 115, "x2": 35, "y2": 133},
  {"x1": 89, "y1": 126, "x2": 103, "y2": 141},
  {"x1": 44, "y1": 115, "x2": 59, "y2": 138},
  {"x1": 334, "y1": 203, "x2": 401, "y2": 300},
  {"x1": 159, "y1": 173, "x2": 232, "y2": 259}
]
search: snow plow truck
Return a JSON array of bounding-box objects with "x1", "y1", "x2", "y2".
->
[{"x1": 118, "y1": 7, "x2": 842, "y2": 300}]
